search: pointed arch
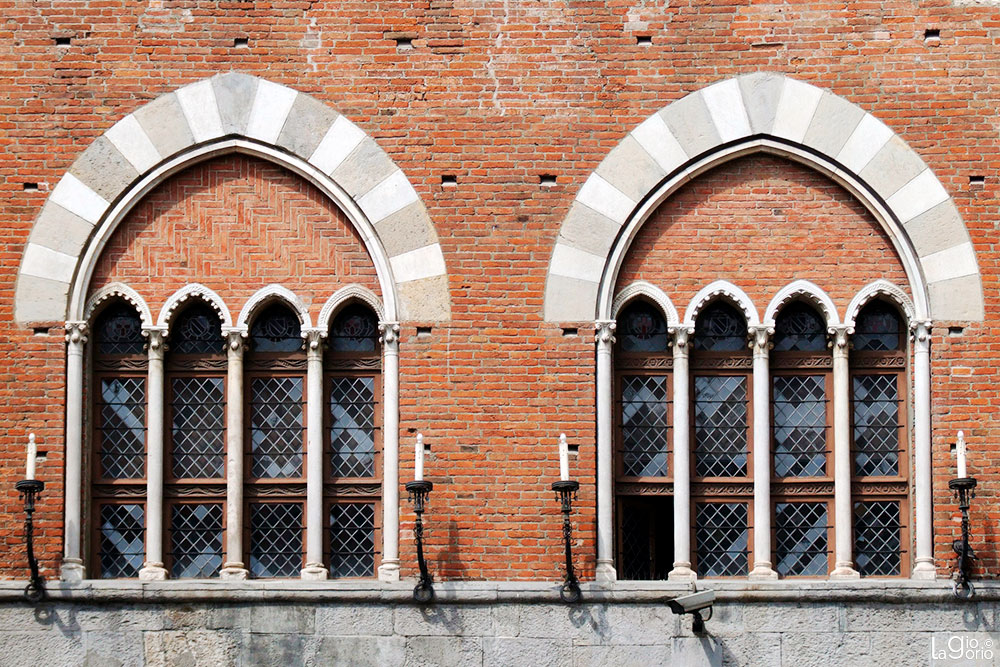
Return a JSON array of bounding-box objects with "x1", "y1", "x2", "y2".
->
[
  {"x1": 84, "y1": 282, "x2": 153, "y2": 327},
  {"x1": 544, "y1": 73, "x2": 983, "y2": 324},
  {"x1": 157, "y1": 283, "x2": 232, "y2": 329},
  {"x1": 611, "y1": 280, "x2": 679, "y2": 325},
  {"x1": 764, "y1": 280, "x2": 840, "y2": 328},
  {"x1": 844, "y1": 280, "x2": 916, "y2": 328},
  {"x1": 237, "y1": 284, "x2": 312, "y2": 332},
  {"x1": 683, "y1": 280, "x2": 759, "y2": 328},
  {"x1": 317, "y1": 284, "x2": 385, "y2": 332},
  {"x1": 15, "y1": 74, "x2": 451, "y2": 326}
]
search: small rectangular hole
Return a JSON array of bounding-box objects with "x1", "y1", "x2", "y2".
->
[
  {"x1": 561, "y1": 327, "x2": 578, "y2": 337},
  {"x1": 54, "y1": 37, "x2": 71, "y2": 47},
  {"x1": 32, "y1": 327, "x2": 49, "y2": 336},
  {"x1": 568, "y1": 444, "x2": 580, "y2": 456},
  {"x1": 416, "y1": 326, "x2": 432, "y2": 337},
  {"x1": 441, "y1": 174, "x2": 457, "y2": 187},
  {"x1": 970, "y1": 176, "x2": 985, "y2": 189},
  {"x1": 23, "y1": 183, "x2": 39, "y2": 192},
  {"x1": 539, "y1": 174, "x2": 557, "y2": 187},
  {"x1": 423, "y1": 442, "x2": 431, "y2": 453},
  {"x1": 234, "y1": 37, "x2": 249, "y2": 48},
  {"x1": 924, "y1": 29, "x2": 940, "y2": 45},
  {"x1": 395, "y1": 37, "x2": 414, "y2": 50},
  {"x1": 635, "y1": 35, "x2": 652, "y2": 45},
  {"x1": 949, "y1": 326, "x2": 964, "y2": 337}
]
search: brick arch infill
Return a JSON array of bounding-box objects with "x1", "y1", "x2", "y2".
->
[
  {"x1": 543, "y1": 73, "x2": 984, "y2": 324},
  {"x1": 15, "y1": 73, "x2": 451, "y2": 326}
]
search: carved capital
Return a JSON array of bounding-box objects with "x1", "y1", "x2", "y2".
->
[
  {"x1": 749, "y1": 325, "x2": 774, "y2": 355},
  {"x1": 595, "y1": 320, "x2": 617, "y2": 346},
  {"x1": 668, "y1": 325, "x2": 695, "y2": 350},
  {"x1": 378, "y1": 321, "x2": 400, "y2": 347},
  {"x1": 65, "y1": 321, "x2": 88, "y2": 346},
  {"x1": 225, "y1": 329, "x2": 246, "y2": 354},
  {"x1": 828, "y1": 325, "x2": 853, "y2": 351},
  {"x1": 910, "y1": 319, "x2": 932, "y2": 348},
  {"x1": 143, "y1": 326, "x2": 168, "y2": 356},
  {"x1": 303, "y1": 327, "x2": 327, "y2": 353}
]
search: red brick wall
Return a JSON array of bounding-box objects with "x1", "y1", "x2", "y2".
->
[{"x1": 3, "y1": 0, "x2": 1000, "y2": 580}]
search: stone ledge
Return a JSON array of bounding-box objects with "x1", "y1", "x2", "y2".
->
[{"x1": 0, "y1": 579, "x2": 981, "y2": 605}]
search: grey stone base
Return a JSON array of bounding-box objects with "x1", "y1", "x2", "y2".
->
[{"x1": 0, "y1": 581, "x2": 996, "y2": 666}]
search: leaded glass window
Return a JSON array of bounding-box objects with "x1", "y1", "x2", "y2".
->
[
  {"x1": 330, "y1": 376, "x2": 375, "y2": 477},
  {"x1": 773, "y1": 303, "x2": 826, "y2": 352},
  {"x1": 330, "y1": 305, "x2": 379, "y2": 353},
  {"x1": 94, "y1": 303, "x2": 145, "y2": 355},
  {"x1": 249, "y1": 502, "x2": 303, "y2": 578},
  {"x1": 97, "y1": 377, "x2": 146, "y2": 479},
  {"x1": 695, "y1": 502, "x2": 748, "y2": 577},
  {"x1": 852, "y1": 374, "x2": 900, "y2": 477},
  {"x1": 772, "y1": 375, "x2": 827, "y2": 477},
  {"x1": 250, "y1": 304, "x2": 302, "y2": 353},
  {"x1": 171, "y1": 377, "x2": 225, "y2": 479},
  {"x1": 853, "y1": 301, "x2": 902, "y2": 352},
  {"x1": 774, "y1": 502, "x2": 828, "y2": 576},
  {"x1": 619, "y1": 301, "x2": 669, "y2": 352},
  {"x1": 694, "y1": 376, "x2": 747, "y2": 477},
  {"x1": 169, "y1": 503, "x2": 223, "y2": 578},
  {"x1": 692, "y1": 302, "x2": 746, "y2": 352},
  {"x1": 329, "y1": 503, "x2": 376, "y2": 578},
  {"x1": 620, "y1": 375, "x2": 670, "y2": 477},
  {"x1": 98, "y1": 503, "x2": 144, "y2": 578},
  {"x1": 854, "y1": 501, "x2": 901, "y2": 576},
  {"x1": 250, "y1": 377, "x2": 304, "y2": 478},
  {"x1": 172, "y1": 303, "x2": 224, "y2": 354}
]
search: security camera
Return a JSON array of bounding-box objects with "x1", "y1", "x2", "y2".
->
[{"x1": 667, "y1": 590, "x2": 715, "y2": 634}]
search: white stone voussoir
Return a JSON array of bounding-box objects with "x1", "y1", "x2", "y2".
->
[
  {"x1": 309, "y1": 115, "x2": 366, "y2": 176},
  {"x1": 49, "y1": 172, "x2": 110, "y2": 225},
  {"x1": 703, "y1": 78, "x2": 752, "y2": 143},
  {"x1": 21, "y1": 243, "x2": 78, "y2": 284},
  {"x1": 389, "y1": 244, "x2": 447, "y2": 284},
  {"x1": 576, "y1": 174, "x2": 636, "y2": 226},
  {"x1": 176, "y1": 79, "x2": 225, "y2": 143},
  {"x1": 357, "y1": 170, "x2": 420, "y2": 224},
  {"x1": 246, "y1": 80, "x2": 298, "y2": 144},
  {"x1": 105, "y1": 114, "x2": 162, "y2": 173}
]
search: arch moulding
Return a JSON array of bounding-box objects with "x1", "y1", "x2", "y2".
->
[
  {"x1": 15, "y1": 73, "x2": 451, "y2": 326},
  {"x1": 543, "y1": 73, "x2": 984, "y2": 324}
]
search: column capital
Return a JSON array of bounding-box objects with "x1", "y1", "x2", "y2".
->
[
  {"x1": 828, "y1": 325, "x2": 854, "y2": 351},
  {"x1": 224, "y1": 328, "x2": 246, "y2": 353},
  {"x1": 668, "y1": 325, "x2": 695, "y2": 350},
  {"x1": 378, "y1": 321, "x2": 400, "y2": 347},
  {"x1": 65, "y1": 321, "x2": 88, "y2": 345},
  {"x1": 748, "y1": 324, "x2": 774, "y2": 355},
  {"x1": 909, "y1": 319, "x2": 933, "y2": 346},
  {"x1": 595, "y1": 320, "x2": 616, "y2": 346},
  {"x1": 143, "y1": 326, "x2": 168, "y2": 355},
  {"x1": 302, "y1": 327, "x2": 327, "y2": 352}
]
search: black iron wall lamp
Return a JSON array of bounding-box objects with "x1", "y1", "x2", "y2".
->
[
  {"x1": 17, "y1": 433, "x2": 46, "y2": 602},
  {"x1": 552, "y1": 433, "x2": 582, "y2": 603},
  {"x1": 951, "y1": 431, "x2": 977, "y2": 599},
  {"x1": 407, "y1": 433, "x2": 434, "y2": 603}
]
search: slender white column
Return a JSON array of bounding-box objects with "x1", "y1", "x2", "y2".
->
[
  {"x1": 595, "y1": 320, "x2": 617, "y2": 583},
  {"x1": 668, "y1": 326, "x2": 696, "y2": 581},
  {"x1": 748, "y1": 325, "x2": 777, "y2": 580},
  {"x1": 220, "y1": 330, "x2": 248, "y2": 579},
  {"x1": 911, "y1": 320, "x2": 936, "y2": 579},
  {"x1": 302, "y1": 329, "x2": 329, "y2": 580},
  {"x1": 830, "y1": 326, "x2": 859, "y2": 579},
  {"x1": 139, "y1": 328, "x2": 168, "y2": 580},
  {"x1": 377, "y1": 322, "x2": 401, "y2": 582},
  {"x1": 62, "y1": 322, "x2": 88, "y2": 582}
]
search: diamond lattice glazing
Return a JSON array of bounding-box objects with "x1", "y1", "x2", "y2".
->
[
  {"x1": 99, "y1": 503, "x2": 144, "y2": 578},
  {"x1": 854, "y1": 501, "x2": 901, "y2": 576},
  {"x1": 330, "y1": 377, "x2": 376, "y2": 477},
  {"x1": 98, "y1": 377, "x2": 146, "y2": 479},
  {"x1": 170, "y1": 503, "x2": 223, "y2": 578},
  {"x1": 774, "y1": 502, "x2": 828, "y2": 576},
  {"x1": 249, "y1": 503, "x2": 302, "y2": 578},
  {"x1": 329, "y1": 503, "x2": 375, "y2": 578},
  {"x1": 853, "y1": 375, "x2": 899, "y2": 476},
  {"x1": 171, "y1": 377, "x2": 225, "y2": 478},
  {"x1": 695, "y1": 503, "x2": 748, "y2": 577},
  {"x1": 250, "y1": 377, "x2": 303, "y2": 478},
  {"x1": 773, "y1": 375, "x2": 827, "y2": 477},
  {"x1": 621, "y1": 375, "x2": 669, "y2": 477},
  {"x1": 694, "y1": 376, "x2": 747, "y2": 477}
]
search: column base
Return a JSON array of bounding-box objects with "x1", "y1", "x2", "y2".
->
[
  {"x1": 220, "y1": 563, "x2": 249, "y2": 580},
  {"x1": 139, "y1": 563, "x2": 168, "y2": 581},
  {"x1": 912, "y1": 560, "x2": 937, "y2": 580},
  {"x1": 378, "y1": 560, "x2": 400, "y2": 583},
  {"x1": 748, "y1": 564, "x2": 778, "y2": 580},
  {"x1": 830, "y1": 563, "x2": 860, "y2": 580},
  {"x1": 301, "y1": 564, "x2": 328, "y2": 581},
  {"x1": 668, "y1": 564, "x2": 697, "y2": 582},
  {"x1": 61, "y1": 559, "x2": 85, "y2": 583},
  {"x1": 596, "y1": 561, "x2": 617, "y2": 585}
]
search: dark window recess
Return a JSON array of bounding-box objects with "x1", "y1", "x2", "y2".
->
[
  {"x1": 250, "y1": 304, "x2": 302, "y2": 352},
  {"x1": 773, "y1": 303, "x2": 826, "y2": 351},
  {"x1": 853, "y1": 301, "x2": 902, "y2": 351},
  {"x1": 619, "y1": 497, "x2": 673, "y2": 580},
  {"x1": 95, "y1": 304, "x2": 145, "y2": 355},
  {"x1": 619, "y1": 301, "x2": 669, "y2": 352},
  {"x1": 330, "y1": 304, "x2": 379, "y2": 353},
  {"x1": 693, "y1": 302, "x2": 746, "y2": 351},
  {"x1": 172, "y1": 303, "x2": 224, "y2": 354}
]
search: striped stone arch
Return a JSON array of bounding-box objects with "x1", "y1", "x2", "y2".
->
[
  {"x1": 544, "y1": 72, "x2": 984, "y2": 324},
  {"x1": 15, "y1": 73, "x2": 450, "y2": 325}
]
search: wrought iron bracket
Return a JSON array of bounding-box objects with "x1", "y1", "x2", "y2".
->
[
  {"x1": 551, "y1": 479, "x2": 581, "y2": 603},
  {"x1": 405, "y1": 480, "x2": 435, "y2": 603},
  {"x1": 949, "y1": 476, "x2": 977, "y2": 599},
  {"x1": 15, "y1": 479, "x2": 46, "y2": 603}
]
